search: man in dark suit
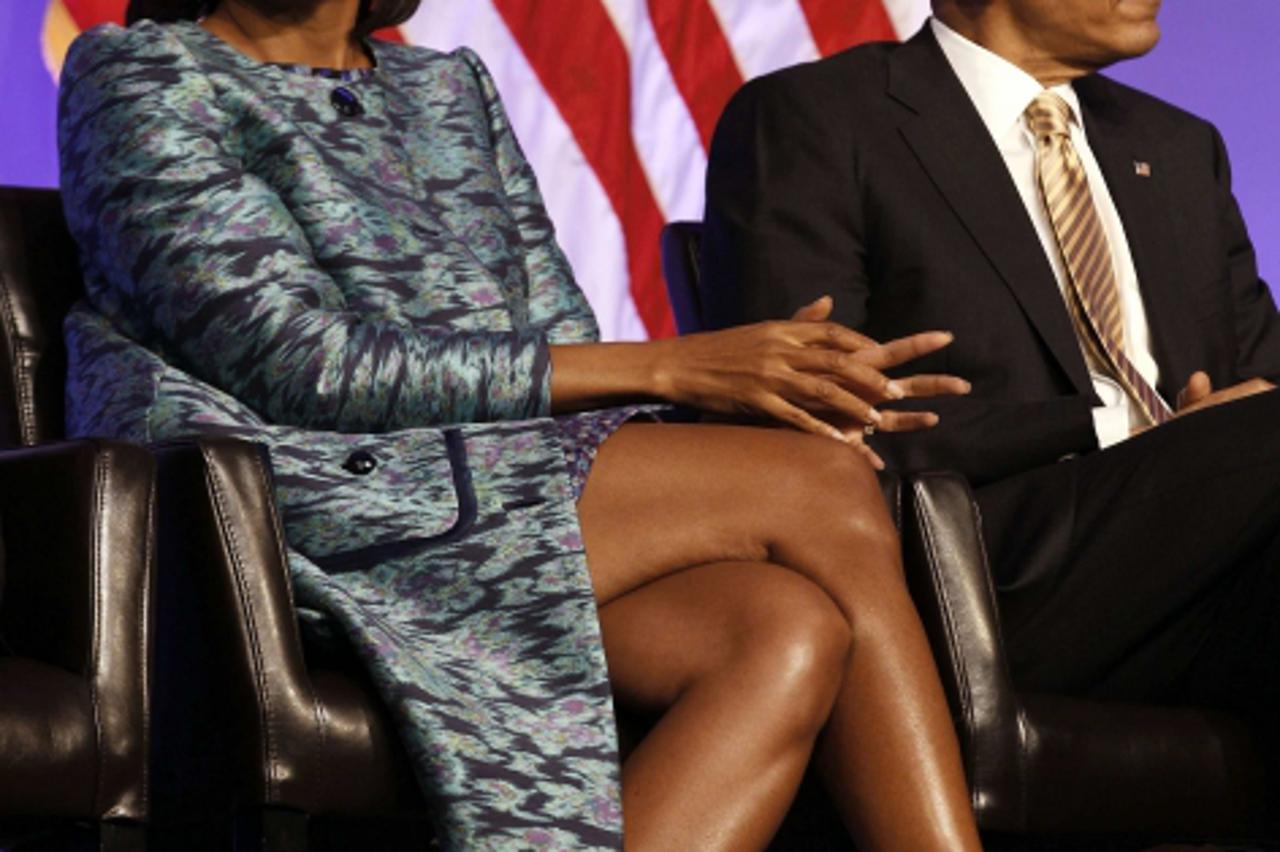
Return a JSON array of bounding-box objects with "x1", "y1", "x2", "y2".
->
[{"x1": 701, "y1": 0, "x2": 1280, "y2": 712}]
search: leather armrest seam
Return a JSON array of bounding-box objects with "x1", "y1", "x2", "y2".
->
[
  {"x1": 135, "y1": 456, "x2": 155, "y2": 811},
  {"x1": 246, "y1": 445, "x2": 330, "y2": 795},
  {"x1": 0, "y1": 272, "x2": 34, "y2": 445},
  {"x1": 911, "y1": 487, "x2": 979, "y2": 795},
  {"x1": 201, "y1": 445, "x2": 279, "y2": 800},
  {"x1": 964, "y1": 495, "x2": 1030, "y2": 823},
  {"x1": 89, "y1": 444, "x2": 107, "y2": 814}
]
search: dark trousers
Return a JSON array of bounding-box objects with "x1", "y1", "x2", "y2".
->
[{"x1": 977, "y1": 388, "x2": 1280, "y2": 713}]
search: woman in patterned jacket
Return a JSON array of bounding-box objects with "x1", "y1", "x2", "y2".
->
[{"x1": 59, "y1": 0, "x2": 982, "y2": 849}]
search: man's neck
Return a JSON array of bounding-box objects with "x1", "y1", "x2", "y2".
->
[
  {"x1": 202, "y1": 0, "x2": 370, "y2": 70},
  {"x1": 934, "y1": 8, "x2": 1092, "y2": 88}
]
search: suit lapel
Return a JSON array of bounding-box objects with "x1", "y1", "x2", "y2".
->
[
  {"x1": 887, "y1": 30, "x2": 1094, "y2": 397},
  {"x1": 1076, "y1": 75, "x2": 1199, "y2": 398}
]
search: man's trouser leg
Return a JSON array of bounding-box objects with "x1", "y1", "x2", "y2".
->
[{"x1": 977, "y1": 388, "x2": 1280, "y2": 710}]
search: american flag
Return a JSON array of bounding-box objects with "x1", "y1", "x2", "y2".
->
[{"x1": 45, "y1": 0, "x2": 930, "y2": 340}]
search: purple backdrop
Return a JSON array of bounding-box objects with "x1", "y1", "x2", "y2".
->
[
  {"x1": 1108, "y1": 0, "x2": 1280, "y2": 292},
  {"x1": 1, "y1": 2, "x2": 1276, "y2": 287},
  {"x1": 0, "y1": 3, "x2": 61, "y2": 192}
]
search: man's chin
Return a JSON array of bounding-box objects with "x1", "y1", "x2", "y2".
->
[
  {"x1": 1114, "y1": 0, "x2": 1162, "y2": 47},
  {"x1": 1097, "y1": 21, "x2": 1161, "y2": 66},
  {"x1": 1121, "y1": 24, "x2": 1162, "y2": 61}
]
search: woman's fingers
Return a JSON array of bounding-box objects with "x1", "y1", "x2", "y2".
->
[
  {"x1": 790, "y1": 320, "x2": 879, "y2": 353},
  {"x1": 759, "y1": 395, "x2": 851, "y2": 444},
  {"x1": 790, "y1": 374, "x2": 883, "y2": 426},
  {"x1": 786, "y1": 348, "x2": 904, "y2": 403},
  {"x1": 853, "y1": 438, "x2": 886, "y2": 470},
  {"x1": 893, "y1": 374, "x2": 972, "y2": 398},
  {"x1": 876, "y1": 410, "x2": 941, "y2": 433},
  {"x1": 856, "y1": 331, "x2": 955, "y2": 369},
  {"x1": 758, "y1": 395, "x2": 885, "y2": 469}
]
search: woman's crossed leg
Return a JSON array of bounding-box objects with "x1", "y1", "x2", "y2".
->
[{"x1": 581, "y1": 423, "x2": 981, "y2": 852}]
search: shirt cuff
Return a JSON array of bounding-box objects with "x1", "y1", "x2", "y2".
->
[{"x1": 1091, "y1": 405, "x2": 1131, "y2": 449}]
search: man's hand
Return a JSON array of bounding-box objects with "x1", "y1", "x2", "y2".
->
[{"x1": 1175, "y1": 370, "x2": 1275, "y2": 416}]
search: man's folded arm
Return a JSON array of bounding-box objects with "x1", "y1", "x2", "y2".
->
[{"x1": 870, "y1": 395, "x2": 1097, "y2": 485}]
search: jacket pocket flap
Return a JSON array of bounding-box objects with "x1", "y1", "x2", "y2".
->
[{"x1": 260, "y1": 427, "x2": 474, "y2": 572}]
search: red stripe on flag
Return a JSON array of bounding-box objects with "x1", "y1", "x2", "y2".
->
[
  {"x1": 493, "y1": 0, "x2": 676, "y2": 338},
  {"x1": 62, "y1": 0, "x2": 127, "y2": 29},
  {"x1": 646, "y1": 0, "x2": 743, "y2": 151},
  {"x1": 798, "y1": 0, "x2": 898, "y2": 55}
]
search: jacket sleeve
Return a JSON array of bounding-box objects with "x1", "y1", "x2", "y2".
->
[
  {"x1": 58, "y1": 24, "x2": 553, "y2": 433},
  {"x1": 700, "y1": 72, "x2": 1098, "y2": 485},
  {"x1": 1209, "y1": 126, "x2": 1280, "y2": 385},
  {"x1": 456, "y1": 49, "x2": 600, "y2": 346}
]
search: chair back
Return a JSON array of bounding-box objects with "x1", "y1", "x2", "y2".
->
[
  {"x1": 0, "y1": 186, "x2": 82, "y2": 447},
  {"x1": 659, "y1": 220, "x2": 706, "y2": 335}
]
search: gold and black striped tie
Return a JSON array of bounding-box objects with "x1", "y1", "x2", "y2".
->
[{"x1": 1025, "y1": 92, "x2": 1172, "y2": 425}]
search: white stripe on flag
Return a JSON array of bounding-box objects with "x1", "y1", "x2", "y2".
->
[
  {"x1": 402, "y1": 0, "x2": 649, "y2": 341},
  {"x1": 706, "y1": 0, "x2": 821, "y2": 80},
  {"x1": 601, "y1": 0, "x2": 709, "y2": 223}
]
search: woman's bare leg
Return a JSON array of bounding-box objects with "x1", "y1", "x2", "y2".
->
[
  {"x1": 579, "y1": 423, "x2": 981, "y2": 851},
  {"x1": 598, "y1": 561, "x2": 849, "y2": 851}
]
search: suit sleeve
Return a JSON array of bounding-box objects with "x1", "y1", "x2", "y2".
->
[
  {"x1": 700, "y1": 73, "x2": 1097, "y2": 485},
  {"x1": 457, "y1": 49, "x2": 600, "y2": 346},
  {"x1": 1209, "y1": 127, "x2": 1280, "y2": 383},
  {"x1": 59, "y1": 26, "x2": 553, "y2": 434}
]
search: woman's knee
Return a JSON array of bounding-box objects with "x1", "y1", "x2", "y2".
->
[
  {"x1": 730, "y1": 572, "x2": 852, "y2": 737},
  {"x1": 770, "y1": 435, "x2": 901, "y2": 565}
]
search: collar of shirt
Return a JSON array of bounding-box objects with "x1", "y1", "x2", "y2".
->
[{"x1": 929, "y1": 17, "x2": 1082, "y2": 145}]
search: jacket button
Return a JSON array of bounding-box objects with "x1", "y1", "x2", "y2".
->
[{"x1": 343, "y1": 450, "x2": 377, "y2": 475}]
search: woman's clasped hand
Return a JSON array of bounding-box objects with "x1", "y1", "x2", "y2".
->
[{"x1": 647, "y1": 296, "x2": 971, "y2": 468}]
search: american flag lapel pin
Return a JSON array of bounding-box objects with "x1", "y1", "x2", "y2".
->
[{"x1": 1134, "y1": 160, "x2": 1152, "y2": 177}]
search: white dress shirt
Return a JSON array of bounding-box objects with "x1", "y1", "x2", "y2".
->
[{"x1": 931, "y1": 17, "x2": 1161, "y2": 447}]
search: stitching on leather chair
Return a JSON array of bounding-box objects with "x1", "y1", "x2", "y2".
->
[
  {"x1": 246, "y1": 446, "x2": 331, "y2": 802},
  {"x1": 965, "y1": 495, "x2": 1030, "y2": 827},
  {"x1": 1014, "y1": 704, "x2": 1030, "y2": 828},
  {"x1": 313, "y1": 684, "x2": 333, "y2": 805},
  {"x1": 0, "y1": 272, "x2": 34, "y2": 446},
  {"x1": 250, "y1": 449, "x2": 302, "y2": 614},
  {"x1": 200, "y1": 445, "x2": 279, "y2": 800},
  {"x1": 137, "y1": 452, "x2": 156, "y2": 809},
  {"x1": 911, "y1": 483, "x2": 979, "y2": 796},
  {"x1": 89, "y1": 444, "x2": 107, "y2": 814}
]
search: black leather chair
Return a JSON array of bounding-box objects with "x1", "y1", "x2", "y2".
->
[
  {"x1": 662, "y1": 219, "x2": 1272, "y2": 846},
  {"x1": 0, "y1": 190, "x2": 156, "y2": 851},
  {"x1": 0, "y1": 186, "x2": 431, "y2": 851}
]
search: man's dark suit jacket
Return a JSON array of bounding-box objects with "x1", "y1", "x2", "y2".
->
[{"x1": 701, "y1": 26, "x2": 1280, "y2": 486}]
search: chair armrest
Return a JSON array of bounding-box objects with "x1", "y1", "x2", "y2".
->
[
  {"x1": 152, "y1": 438, "x2": 325, "y2": 816},
  {"x1": 0, "y1": 439, "x2": 154, "y2": 821},
  {"x1": 1018, "y1": 693, "x2": 1266, "y2": 835},
  {"x1": 898, "y1": 470, "x2": 1026, "y2": 830}
]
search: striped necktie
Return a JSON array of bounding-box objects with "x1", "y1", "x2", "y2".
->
[{"x1": 1025, "y1": 92, "x2": 1173, "y2": 426}]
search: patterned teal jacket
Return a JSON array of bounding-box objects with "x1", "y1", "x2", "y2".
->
[{"x1": 60, "y1": 20, "x2": 624, "y2": 850}]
